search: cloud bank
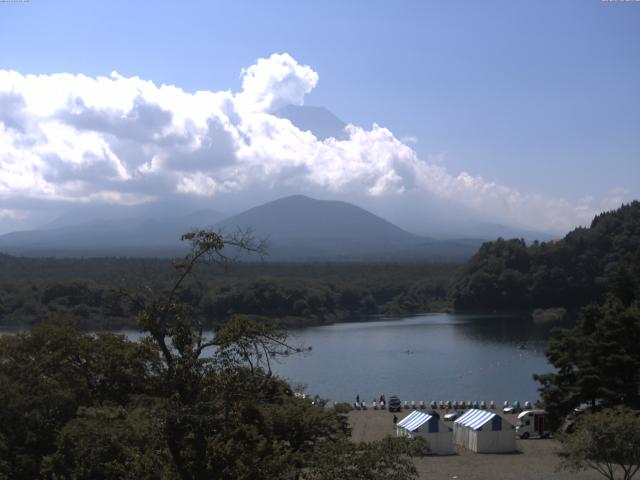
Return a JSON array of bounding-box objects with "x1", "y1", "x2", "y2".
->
[{"x1": 0, "y1": 53, "x2": 625, "y2": 233}]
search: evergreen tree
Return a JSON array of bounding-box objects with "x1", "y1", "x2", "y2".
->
[
  {"x1": 450, "y1": 201, "x2": 640, "y2": 311},
  {"x1": 535, "y1": 255, "x2": 640, "y2": 429}
]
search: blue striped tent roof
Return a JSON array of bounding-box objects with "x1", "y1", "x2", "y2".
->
[
  {"x1": 454, "y1": 409, "x2": 496, "y2": 431},
  {"x1": 397, "y1": 411, "x2": 432, "y2": 432}
]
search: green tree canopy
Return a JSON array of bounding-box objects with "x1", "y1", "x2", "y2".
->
[
  {"x1": 559, "y1": 407, "x2": 640, "y2": 480},
  {"x1": 450, "y1": 201, "x2": 640, "y2": 311},
  {"x1": 534, "y1": 253, "x2": 640, "y2": 429},
  {"x1": 0, "y1": 230, "x2": 424, "y2": 480}
]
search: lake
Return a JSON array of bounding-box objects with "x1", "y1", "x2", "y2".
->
[
  {"x1": 0, "y1": 313, "x2": 556, "y2": 404},
  {"x1": 270, "y1": 313, "x2": 555, "y2": 404}
]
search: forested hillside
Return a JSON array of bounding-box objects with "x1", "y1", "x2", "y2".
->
[
  {"x1": 449, "y1": 201, "x2": 640, "y2": 310},
  {"x1": 0, "y1": 258, "x2": 454, "y2": 329}
]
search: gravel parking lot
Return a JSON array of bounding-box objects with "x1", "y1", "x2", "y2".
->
[{"x1": 348, "y1": 409, "x2": 602, "y2": 480}]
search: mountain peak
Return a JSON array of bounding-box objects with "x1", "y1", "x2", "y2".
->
[
  {"x1": 0, "y1": 195, "x2": 481, "y2": 261},
  {"x1": 216, "y1": 195, "x2": 418, "y2": 244},
  {"x1": 267, "y1": 194, "x2": 346, "y2": 206},
  {"x1": 274, "y1": 105, "x2": 348, "y2": 141}
]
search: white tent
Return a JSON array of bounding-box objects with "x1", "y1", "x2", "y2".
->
[
  {"x1": 396, "y1": 410, "x2": 454, "y2": 455},
  {"x1": 453, "y1": 409, "x2": 516, "y2": 453}
]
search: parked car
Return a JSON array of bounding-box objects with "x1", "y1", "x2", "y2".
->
[
  {"x1": 444, "y1": 410, "x2": 463, "y2": 421},
  {"x1": 388, "y1": 395, "x2": 402, "y2": 412}
]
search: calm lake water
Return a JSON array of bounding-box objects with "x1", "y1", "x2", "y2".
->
[
  {"x1": 271, "y1": 313, "x2": 554, "y2": 404},
  {"x1": 1, "y1": 313, "x2": 557, "y2": 404}
]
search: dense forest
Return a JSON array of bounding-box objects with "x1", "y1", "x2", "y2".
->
[
  {"x1": 0, "y1": 231, "x2": 426, "y2": 479},
  {"x1": 3, "y1": 202, "x2": 640, "y2": 330},
  {"x1": 535, "y1": 250, "x2": 640, "y2": 423},
  {"x1": 0, "y1": 257, "x2": 454, "y2": 329},
  {"x1": 449, "y1": 201, "x2": 640, "y2": 311}
]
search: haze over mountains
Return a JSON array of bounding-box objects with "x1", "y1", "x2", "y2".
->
[
  {"x1": 0, "y1": 210, "x2": 224, "y2": 257},
  {"x1": 0, "y1": 195, "x2": 486, "y2": 260},
  {"x1": 0, "y1": 105, "x2": 555, "y2": 259},
  {"x1": 216, "y1": 195, "x2": 486, "y2": 260},
  {"x1": 258, "y1": 105, "x2": 556, "y2": 243}
]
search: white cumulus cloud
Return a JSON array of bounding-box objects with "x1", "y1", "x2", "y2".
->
[
  {"x1": 235, "y1": 53, "x2": 318, "y2": 113},
  {"x1": 0, "y1": 53, "x2": 629, "y2": 233}
]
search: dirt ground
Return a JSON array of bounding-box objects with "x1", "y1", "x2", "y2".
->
[{"x1": 348, "y1": 409, "x2": 602, "y2": 480}]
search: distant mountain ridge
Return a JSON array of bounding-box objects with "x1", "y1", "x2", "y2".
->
[
  {"x1": 0, "y1": 195, "x2": 481, "y2": 260},
  {"x1": 0, "y1": 210, "x2": 224, "y2": 257},
  {"x1": 215, "y1": 195, "x2": 447, "y2": 260},
  {"x1": 217, "y1": 195, "x2": 419, "y2": 242}
]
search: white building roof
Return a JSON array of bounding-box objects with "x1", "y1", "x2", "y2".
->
[
  {"x1": 454, "y1": 409, "x2": 497, "y2": 431},
  {"x1": 397, "y1": 411, "x2": 433, "y2": 432}
]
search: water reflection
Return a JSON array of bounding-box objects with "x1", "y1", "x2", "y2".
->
[
  {"x1": 273, "y1": 313, "x2": 556, "y2": 404},
  {"x1": 0, "y1": 314, "x2": 560, "y2": 405},
  {"x1": 451, "y1": 313, "x2": 568, "y2": 345}
]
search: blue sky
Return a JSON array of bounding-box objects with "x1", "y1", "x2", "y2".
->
[{"x1": 0, "y1": 0, "x2": 639, "y2": 234}]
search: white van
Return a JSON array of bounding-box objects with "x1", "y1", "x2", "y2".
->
[{"x1": 515, "y1": 410, "x2": 550, "y2": 439}]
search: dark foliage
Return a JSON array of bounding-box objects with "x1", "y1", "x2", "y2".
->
[
  {"x1": 534, "y1": 253, "x2": 640, "y2": 429},
  {"x1": 0, "y1": 257, "x2": 454, "y2": 329},
  {"x1": 557, "y1": 407, "x2": 640, "y2": 480},
  {"x1": 450, "y1": 201, "x2": 640, "y2": 310},
  {"x1": 0, "y1": 230, "x2": 423, "y2": 480},
  {"x1": 0, "y1": 318, "x2": 160, "y2": 479}
]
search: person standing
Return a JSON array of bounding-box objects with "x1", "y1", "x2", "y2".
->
[{"x1": 356, "y1": 394, "x2": 360, "y2": 404}]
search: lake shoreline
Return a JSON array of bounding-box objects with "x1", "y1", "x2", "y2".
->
[{"x1": 0, "y1": 307, "x2": 560, "y2": 333}]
